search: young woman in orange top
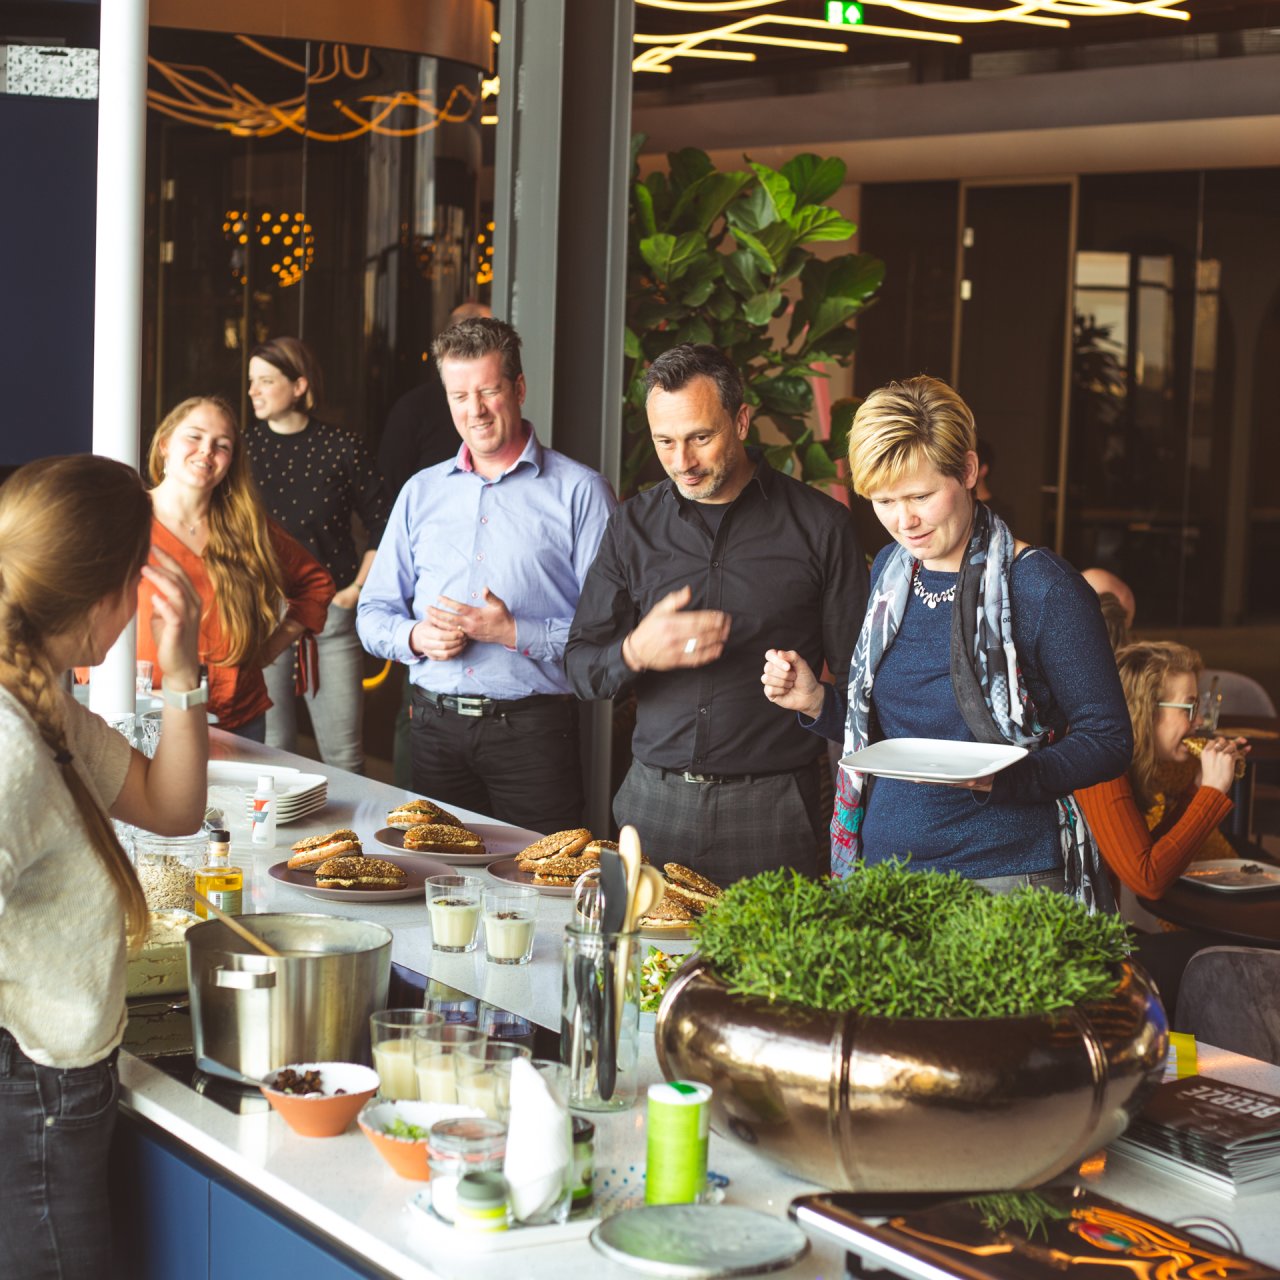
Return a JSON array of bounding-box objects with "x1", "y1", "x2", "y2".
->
[
  {"x1": 1075, "y1": 641, "x2": 1248, "y2": 899},
  {"x1": 137, "y1": 396, "x2": 334, "y2": 739}
]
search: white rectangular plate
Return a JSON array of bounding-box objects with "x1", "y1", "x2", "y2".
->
[
  {"x1": 1179, "y1": 858, "x2": 1280, "y2": 892},
  {"x1": 840, "y1": 737, "x2": 1028, "y2": 783}
]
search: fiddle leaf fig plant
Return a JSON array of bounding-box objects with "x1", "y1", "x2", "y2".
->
[{"x1": 623, "y1": 138, "x2": 884, "y2": 495}]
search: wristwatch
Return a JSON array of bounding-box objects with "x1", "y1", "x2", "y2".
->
[{"x1": 161, "y1": 683, "x2": 209, "y2": 711}]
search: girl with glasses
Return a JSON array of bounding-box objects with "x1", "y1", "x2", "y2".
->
[{"x1": 1075, "y1": 640, "x2": 1249, "y2": 899}]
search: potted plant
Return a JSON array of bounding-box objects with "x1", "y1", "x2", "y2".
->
[
  {"x1": 654, "y1": 864, "x2": 1167, "y2": 1191},
  {"x1": 623, "y1": 139, "x2": 883, "y2": 495}
]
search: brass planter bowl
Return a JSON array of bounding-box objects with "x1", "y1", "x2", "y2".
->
[{"x1": 654, "y1": 956, "x2": 1167, "y2": 1191}]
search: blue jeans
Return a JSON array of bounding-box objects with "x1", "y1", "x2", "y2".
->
[
  {"x1": 0, "y1": 1029, "x2": 119, "y2": 1280},
  {"x1": 264, "y1": 601, "x2": 365, "y2": 773}
]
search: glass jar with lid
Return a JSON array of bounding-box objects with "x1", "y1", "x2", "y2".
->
[
  {"x1": 426, "y1": 1116, "x2": 506, "y2": 1223},
  {"x1": 134, "y1": 832, "x2": 206, "y2": 913}
]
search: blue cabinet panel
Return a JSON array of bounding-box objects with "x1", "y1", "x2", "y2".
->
[
  {"x1": 111, "y1": 1117, "x2": 210, "y2": 1280},
  {"x1": 208, "y1": 1182, "x2": 376, "y2": 1280}
]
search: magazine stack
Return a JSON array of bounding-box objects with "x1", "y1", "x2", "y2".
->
[{"x1": 1111, "y1": 1076, "x2": 1280, "y2": 1197}]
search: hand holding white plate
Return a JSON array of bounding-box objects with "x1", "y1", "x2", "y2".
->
[{"x1": 840, "y1": 738, "x2": 1027, "y2": 784}]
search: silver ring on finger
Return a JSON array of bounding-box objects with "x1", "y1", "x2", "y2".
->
[{"x1": 683, "y1": 637, "x2": 697, "y2": 655}]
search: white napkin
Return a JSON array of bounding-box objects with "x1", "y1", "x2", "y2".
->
[{"x1": 502, "y1": 1058, "x2": 572, "y2": 1223}]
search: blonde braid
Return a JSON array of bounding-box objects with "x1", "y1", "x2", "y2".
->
[
  {"x1": 0, "y1": 454, "x2": 153, "y2": 954},
  {"x1": 0, "y1": 629, "x2": 148, "y2": 952}
]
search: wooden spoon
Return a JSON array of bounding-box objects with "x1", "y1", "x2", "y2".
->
[{"x1": 192, "y1": 890, "x2": 282, "y2": 959}]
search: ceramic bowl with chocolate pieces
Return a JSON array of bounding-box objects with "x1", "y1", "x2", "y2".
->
[{"x1": 260, "y1": 1061, "x2": 380, "y2": 1137}]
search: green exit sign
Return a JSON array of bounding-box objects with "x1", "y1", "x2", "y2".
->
[{"x1": 826, "y1": 1, "x2": 864, "y2": 24}]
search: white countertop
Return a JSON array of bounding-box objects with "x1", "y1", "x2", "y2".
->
[{"x1": 119, "y1": 732, "x2": 1280, "y2": 1279}]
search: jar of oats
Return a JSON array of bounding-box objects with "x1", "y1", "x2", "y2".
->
[{"x1": 134, "y1": 833, "x2": 205, "y2": 912}]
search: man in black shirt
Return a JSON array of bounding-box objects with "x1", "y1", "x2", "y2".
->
[{"x1": 565, "y1": 344, "x2": 868, "y2": 884}]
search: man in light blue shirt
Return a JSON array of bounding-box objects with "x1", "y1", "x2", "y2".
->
[{"x1": 358, "y1": 317, "x2": 616, "y2": 832}]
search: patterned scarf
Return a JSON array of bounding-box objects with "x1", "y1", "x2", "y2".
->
[{"x1": 830, "y1": 503, "x2": 1115, "y2": 912}]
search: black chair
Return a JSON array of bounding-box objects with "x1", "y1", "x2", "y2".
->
[{"x1": 1172, "y1": 946, "x2": 1280, "y2": 1066}]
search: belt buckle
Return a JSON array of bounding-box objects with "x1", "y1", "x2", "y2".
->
[
  {"x1": 682, "y1": 771, "x2": 716, "y2": 784},
  {"x1": 454, "y1": 696, "x2": 489, "y2": 717}
]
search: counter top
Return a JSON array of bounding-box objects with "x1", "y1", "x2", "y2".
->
[{"x1": 119, "y1": 732, "x2": 1280, "y2": 1278}]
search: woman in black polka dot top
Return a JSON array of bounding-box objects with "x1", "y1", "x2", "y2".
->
[{"x1": 246, "y1": 336, "x2": 391, "y2": 773}]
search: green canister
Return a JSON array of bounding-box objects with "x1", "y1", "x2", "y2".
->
[
  {"x1": 453, "y1": 1171, "x2": 509, "y2": 1232},
  {"x1": 645, "y1": 1080, "x2": 711, "y2": 1204}
]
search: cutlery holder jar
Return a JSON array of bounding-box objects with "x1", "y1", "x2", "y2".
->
[
  {"x1": 187, "y1": 913, "x2": 392, "y2": 1084},
  {"x1": 560, "y1": 924, "x2": 641, "y2": 1112}
]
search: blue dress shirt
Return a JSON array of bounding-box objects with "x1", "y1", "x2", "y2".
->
[{"x1": 357, "y1": 427, "x2": 616, "y2": 699}]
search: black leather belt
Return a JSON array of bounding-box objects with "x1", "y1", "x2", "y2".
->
[
  {"x1": 416, "y1": 689, "x2": 572, "y2": 718},
  {"x1": 659, "y1": 766, "x2": 800, "y2": 785}
]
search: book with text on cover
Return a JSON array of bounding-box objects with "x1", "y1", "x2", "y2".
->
[{"x1": 1109, "y1": 1075, "x2": 1280, "y2": 1197}]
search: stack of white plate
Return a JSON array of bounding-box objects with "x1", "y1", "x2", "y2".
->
[{"x1": 206, "y1": 762, "x2": 329, "y2": 827}]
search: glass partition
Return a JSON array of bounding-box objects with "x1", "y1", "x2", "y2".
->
[{"x1": 143, "y1": 29, "x2": 483, "y2": 447}]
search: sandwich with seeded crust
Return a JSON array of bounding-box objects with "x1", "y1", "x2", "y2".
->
[
  {"x1": 403, "y1": 823, "x2": 486, "y2": 855},
  {"x1": 661, "y1": 863, "x2": 722, "y2": 916},
  {"x1": 288, "y1": 829, "x2": 361, "y2": 871},
  {"x1": 387, "y1": 799, "x2": 463, "y2": 830},
  {"x1": 515, "y1": 829, "x2": 591, "y2": 870},
  {"x1": 314, "y1": 855, "x2": 407, "y2": 889}
]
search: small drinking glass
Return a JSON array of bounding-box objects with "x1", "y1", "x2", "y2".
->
[
  {"x1": 482, "y1": 885, "x2": 538, "y2": 965},
  {"x1": 413, "y1": 1023, "x2": 488, "y2": 1104},
  {"x1": 1197, "y1": 690, "x2": 1222, "y2": 733},
  {"x1": 135, "y1": 659, "x2": 154, "y2": 695},
  {"x1": 370, "y1": 1008, "x2": 441, "y2": 1100},
  {"x1": 427, "y1": 874, "x2": 485, "y2": 954},
  {"x1": 454, "y1": 1041, "x2": 533, "y2": 1120},
  {"x1": 479, "y1": 1005, "x2": 536, "y2": 1053},
  {"x1": 505, "y1": 1058, "x2": 574, "y2": 1225}
]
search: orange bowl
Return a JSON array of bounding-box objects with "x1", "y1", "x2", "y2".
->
[
  {"x1": 260, "y1": 1062, "x2": 379, "y2": 1138},
  {"x1": 359, "y1": 1099, "x2": 468, "y2": 1180}
]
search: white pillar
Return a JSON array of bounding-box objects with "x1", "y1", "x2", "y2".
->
[{"x1": 89, "y1": 0, "x2": 150, "y2": 719}]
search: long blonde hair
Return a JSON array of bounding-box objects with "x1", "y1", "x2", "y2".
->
[
  {"x1": 148, "y1": 397, "x2": 284, "y2": 666},
  {"x1": 0, "y1": 455, "x2": 151, "y2": 949},
  {"x1": 1115, "y1": 640, "x2": 1202, "y2": 811}
]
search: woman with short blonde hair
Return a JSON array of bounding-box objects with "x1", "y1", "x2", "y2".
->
[
  {"x1": 845, "y1": 376, "x2": 976, "y2": 497},
  {"x1": 140, "y1": 396, "x2": 335, "y2": 738},
  {"x1": 763, "y1": 374, "x2": 1131, "y2": 906},
  {"x1": 0, "y1": 453, "x2": 206, "y2": 1277}
]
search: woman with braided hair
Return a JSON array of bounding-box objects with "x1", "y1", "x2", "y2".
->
[
  {"x1": 0, "y1": 454, "x2": 207, "y2": 1278},
  {"x1": 138, "y1": 396, "x2": 334, "y2": 739}
]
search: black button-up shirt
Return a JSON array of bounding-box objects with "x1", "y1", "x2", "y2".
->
[{"x1": 566, "y1": 456, "x2": 868, "y2": 775}]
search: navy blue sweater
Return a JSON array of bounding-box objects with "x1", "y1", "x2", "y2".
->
[{"x1": 808, "y1": 547, "x2": 1132, "y2": 878}]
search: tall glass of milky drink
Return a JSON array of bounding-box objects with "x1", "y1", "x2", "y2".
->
[
  {"x1": 483, "y1": 885, "x2": 539, "y2": 965},
  {"x1": 454, "y1": 1041, "x2": 532, "y2": 1120},
  {"x1": 370, "y1": 1009, "x2": 441, "y2": 1100},
  {"x1": 427, "y1": 874, "x2": 484, "y2": 953},
  {"x1": 413, "y1": 1023, "x2": 488, "y2": 1104}
]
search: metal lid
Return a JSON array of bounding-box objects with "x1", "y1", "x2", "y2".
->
[
  {"x1": 456, "y1": 1171, "x2": 508, "y2": 1205},
  {"x1": 590, "y1": 1205, "x2": 809, "y2": 1279}
]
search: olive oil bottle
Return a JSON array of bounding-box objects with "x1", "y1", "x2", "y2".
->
[{"x1": 194, "y1": 829, "x2": 243, "y2": 916}]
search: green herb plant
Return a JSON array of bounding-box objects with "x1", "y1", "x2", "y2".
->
[
  {"x1": 692, "y1": 862, "x2": 1132, "y2": 1019},
  {"x1": 968, "y1": 1193, "x2": 1073, "y2": 1242}
]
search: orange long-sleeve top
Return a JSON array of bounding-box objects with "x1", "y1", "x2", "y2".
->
[
  {"x1": 1074, "y1": 772, "x2": 1234, "y2": 899},
  {"x1": 137, "y1": 518, "x2": 334, "y2": 731}
]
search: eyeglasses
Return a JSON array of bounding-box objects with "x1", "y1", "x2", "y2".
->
[{"x1": 1158, "y1": 701, "x2": 1197, "y2": 716}]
